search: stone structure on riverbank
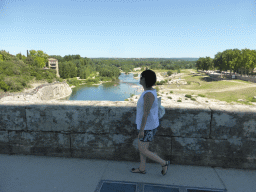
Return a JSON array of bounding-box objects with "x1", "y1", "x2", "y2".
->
[{"x1": 47, "y1": 58, "x2": 60, "y2": 78}]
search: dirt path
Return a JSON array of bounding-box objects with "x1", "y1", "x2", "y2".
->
[
  {"x1": 22, "y1": 82, "x2": 49, "y2": 93},
  {"x1": 0, "y1": 79, "x2": 54, "y2": 96},
  {"x1": 163, "y1": 83, "x2": 256, "y2": 94},
  {"x1": 207, "y1": 82, "x2": 256, "y2": 93}
]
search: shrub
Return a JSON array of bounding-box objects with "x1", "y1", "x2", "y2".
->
[
  {"x1": 198, "y1": 94, "x2": 205, "y2": 97},
  {"x1": 30, "y1": 72, "x2": 37, "y2": 77},
  {"x1": 155, "y1": 80, "x2": 166, "y2": 85},
  {"x1": 133, "y1": 73, "x2": 139, "y2": 77},
  {"x1": 0, "y1": 81, "x2": 9, "y2": 91},
  {"x1": 56, "y1": 77, "x2": 64, "y2": 82},
  {"x1": 47, "y1": 79, "x2": 53, "y2": 83},
  {"x1": 249, "y1": 97, "x2": 256, "y2": 103},
  {"x1": 167, "y1": 71, "x2": 173, "y2": 76},
  {"x1": 35, "y1": 74, "x2": 43, "y2": 80}
]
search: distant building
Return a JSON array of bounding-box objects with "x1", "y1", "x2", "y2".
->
[{"x1": 47, "y1": 58, "x2": 60, "y2": 78}]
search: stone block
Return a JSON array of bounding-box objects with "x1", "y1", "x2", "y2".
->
[
  {"x1": 171, "y1": 136, "x2": 256, "y2": 169},
  {"x1": 8, "y1": 131, "x2": 71, "y2": 157},
  {"x1": 0, "y1": 131, "x2": 9, "y2": 154}
]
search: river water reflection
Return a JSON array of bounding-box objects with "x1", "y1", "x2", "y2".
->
[{"x1": 59, "y1": 72, "x2": 144, "y2": 101}]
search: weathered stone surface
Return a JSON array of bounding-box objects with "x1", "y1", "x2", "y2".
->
[
  {"x1": 0, "y1": 100, "x2": 255, "y2": 169},
  {"x1": 209, "y1": 105, "x2": 256, "y2": 140},
  {"x1": 171, "y1": 137, "x2": 256, "y2": 169}
]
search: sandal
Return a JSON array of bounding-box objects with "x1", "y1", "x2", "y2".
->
[
  {"x1": 131, "y1": 168, "x2": 146, "y2": 174},
  {"x1": 161, "y1": 161, "x2": 170, "y2": 176}
]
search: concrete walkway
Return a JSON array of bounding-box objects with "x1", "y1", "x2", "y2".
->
[{"x1": 0, "y1": 154, "x2": 255, "y2": 192}]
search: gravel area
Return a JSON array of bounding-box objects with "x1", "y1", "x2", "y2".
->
[{"x1": 130, "y1": 71, "x2": 256, "y2": 106}]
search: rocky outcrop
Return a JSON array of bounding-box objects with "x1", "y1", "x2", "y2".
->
[{"x1": 0, "y1": 81, "x2": 72, "y2": 102}]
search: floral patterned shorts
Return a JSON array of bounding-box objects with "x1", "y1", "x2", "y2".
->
[{"x1": 137, "y1": 128, "x2": 158, "y2": 142}]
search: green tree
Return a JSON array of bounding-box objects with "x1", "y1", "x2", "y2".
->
[
  {"x1": 248, "y1": 50, "x2": 256, "y2": 75},
  {"x1": 204, "y1": 57, "x2": 214, "y2": 71},
  {"x1": 15, "y1": 53, "x2": 27, "y2": 63},
  {"x1": 221, "y1": 49, "x2": 237, "y2": 74},
  {"x1": 34, "y1": 57, "x2": 47, "y2": 68},
  {"x1": 0, "y1": 50, "x2": 13, "y2": 61},
  {"x1": 0, "y1": 54, "x2": 3, "y2": 62},
  {"x1": 28, "y1": 50, "x2": 49, "y2": 68},
  {"x1": 195, "y1": 57, "x2": 205, "y2": 71},
  {"x1": 63, "y1": 55, "x2": 73, "y2": 62},
  {"x1": 25, "y1": 56, "x2": 34, "y2": 69},
  {"x1": 239, "y1": 49, "x2": 252, "y2": 75},
  {"x1": 231, "y1": 49, "x2": 242, "y2": 74},
  {"x1": 213, "y1": 52, "x2": 222, "y2": 71}
]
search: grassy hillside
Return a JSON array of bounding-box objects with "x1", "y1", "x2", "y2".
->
[{"x1": 128, "y1": 69, "x2": 256, "y2": 106}]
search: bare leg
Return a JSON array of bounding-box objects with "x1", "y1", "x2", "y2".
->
[
  {"x1": 139, "y1": 152, "x2": 146, "y2": 171},
  {"x1": 142, "y1": 150, "x2": 165, "y2": 166}
]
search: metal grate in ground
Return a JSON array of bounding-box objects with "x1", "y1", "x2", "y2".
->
[{"x1": 94, "y1": 180, "x2": 227, "y2": 192}]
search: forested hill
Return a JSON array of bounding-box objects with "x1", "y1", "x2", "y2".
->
[{"x1": 89, "y1": 58, "x2": 199, "y2": 62}]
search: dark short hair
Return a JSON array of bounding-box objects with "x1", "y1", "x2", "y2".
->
[{"x1": 141, "y1": 69, "x2": 156, "y2": 88}]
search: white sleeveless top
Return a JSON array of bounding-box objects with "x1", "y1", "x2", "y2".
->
[{"x1": 136, "y1": 89, "x2": 159, "y2": 130}]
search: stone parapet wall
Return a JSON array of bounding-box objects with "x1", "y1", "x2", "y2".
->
[
  {"x1": 0, "y1": 101, "x2": 256, "y2": 170},
  {"x1": 233, "y1": 74, "x2": 256, "y2": 83}
]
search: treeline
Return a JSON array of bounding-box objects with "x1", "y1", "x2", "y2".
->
[
  {"x1": 0, "y1": 49, "x2": 198, "y2": 93},
  {"x1": 195, "y1": 48, "x2": 256, "y2": 75},
  {"x1": 0, "y1": 50, "x2": 196, "y2": 80},
  {"x1": 44, "y1": 54, "x2": 198, "y2": 80}
]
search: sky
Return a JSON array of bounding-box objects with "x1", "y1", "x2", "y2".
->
[{"x1": 1, "y1": 0, "x2": 256, "y2": 59}]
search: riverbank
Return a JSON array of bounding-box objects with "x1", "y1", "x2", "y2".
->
[{"x1": 1, "y1": 69, "x2": 255, "y2": 106}]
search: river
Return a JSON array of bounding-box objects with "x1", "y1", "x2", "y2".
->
[{"x1": 59, "y1": 72, "x2": 145, "y2": 101}]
